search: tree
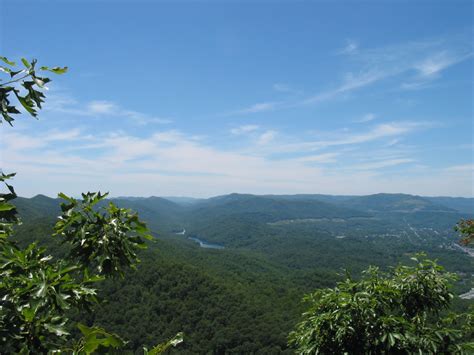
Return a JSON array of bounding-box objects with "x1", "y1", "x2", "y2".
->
[
  {"x1": 456, "y1": 219, "x2": 474, "y2": 246},
  {"x1": 0, "y1": 57, "x2": 183, "y2": 353},
  {"x1": 289, "y1": 254, "x2": 473, "y2": 354}
]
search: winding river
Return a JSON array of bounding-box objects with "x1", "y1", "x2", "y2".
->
[
  {"x1": 175, "y1": 228, "x2": 224, "y2": 249},
  {"x1": 188, "y1": 237, "x2": 225, "y2": 249}
]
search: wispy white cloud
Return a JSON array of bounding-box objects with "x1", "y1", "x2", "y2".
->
[
  {"x1": 414, "y1": 51, "x2": 472, "y2": 78},
  {"x1": 2, "y1": 120, "x2": 470, "y2": 197},
  {"x1": 272, "y1": 83, "x2": 302, "y2": 95},
  {"x1": 351, "y1": 158, "x2": 415, "y2": 170},
  {"x1": 386, "y1": 138, "x2": 400, "y2": 147},
  {"x1": 296, "y1": 153, "x2": 339, "y2": 164},
  {"x1": 87, "y1": 100, "x2": 117, "y2": 114},
  {"x1": 230, "y1": 124, "x2": 259, "y2": 135},
  {"x1": 397, "y1": 50, "x2": 473, "y2": 90},
  {"x1": 45, "y1": 128, "x2": 83, "y2": 141},
  {"x1": 444, "y1": 164, "x2": 474, "y2": 173},
  {"x1": 399, "y1": 81, "x2": 435, "y2": 91},
  {"x1": 339, "y1": 39, "x2": 359, "y2": 55},
  {"x1": 46, "y1": 95, "x2": 171, "y2": 125},
  {"x1": 230, "y1": 101, "x2": 279, "y2": 115},
  {"x1": 354, "y1": 113, "x2": 377, "y2": 123},
  {"x1": 303, "y1": 70, "x2": 383, "y2": 104},
  {"x1": 233, "y1": 32, "x2": 472, "y2": 112},
  {"x1": 257, "y1": 130, "x2": 277, "y2": 145},
  {"x1": 2, "y1": 128, "x2": 83, "y2": 151},
  {"x1": 120, "y1": 109, "x2": 172, "y2": 125},
  {"x1": 238, "y1": 121, "x2": 426, "y2": 158},
  {"x1": 297, "y1": 122, "x2": 425, "y2": 150},
  {"x1": 273, "y1": 83, "x2": 291, "y2": 92}
]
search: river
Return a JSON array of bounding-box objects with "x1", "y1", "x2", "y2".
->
[
  {"x1": 175, "y1": 228, "x2": 224, "y2": 249},
  {"x1": 188, "y1": 237, "x2": 225, "y2": 249}
]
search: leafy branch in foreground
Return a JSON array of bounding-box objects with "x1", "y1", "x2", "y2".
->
[
  {"x1": 0, "y1": 182, "x2": 183, "y2": 354},
  {"x1": 1, "y1": 175, "x2": 96, "y2": 352},
  {"x1": 289, "y1": 254, "x2": 473, "y2": 354},
  {"x1": 0, "y1": 56, "x2": 67, "y2": 125},
  {"x1": 0, "y1": 172, "x2": 19, "y2": 240},
  {"x1": 0, "y1": 56, "x2": 183, "y2": 353},
  {"x1": 54, "y1": 192, "x2": 152, "y2": 277}
]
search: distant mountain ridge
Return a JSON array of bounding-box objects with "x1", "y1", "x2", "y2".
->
[
  {"x1": 336, "y1": 193, "x2": 457, "y2": 213},
  {"x1": 161, "y1": 196, "x2": 204, "y2": 205},
  {"x1": 14, "y1": 195, "x2": 61, "y2": 221},
  {"x1": 423, "y1": 196, "x2": 473, "y2": 214},
  {"x1": 187, "y1": 193, "x2": 370, "y2": 223},
  {"x1": 15, "y1": 192, "x2": 472, "y2": 221}
]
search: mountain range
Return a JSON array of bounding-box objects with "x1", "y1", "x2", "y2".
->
[{"x1": 10, "y1": 191, "x2": 473, "y2": 353}]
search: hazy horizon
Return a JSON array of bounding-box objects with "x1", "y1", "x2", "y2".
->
[{"x1": 18, "y1": 191, "x2": 474, "y2": 200}]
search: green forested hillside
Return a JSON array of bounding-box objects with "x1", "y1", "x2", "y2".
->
[
  {"x1": 88, "y1": 248, "x2": 302, "y2": 353},
  {"x1": 110, "y1": 196, "x2": 186, "y2": 232},
  {"x1": 338, "y1": 193, "x2": 455, "y2": 212},
  {"x1": 11, "y1": 193, "x2": 474, "y2": 353},
  {"x1": 188, "y1": 193, "x2": 369, "y2": 222},
  {"x1": 425, "y1": 196, "x2": 474, "y2": 214},
  {"x1": 14, "y1": 195, "x2": 61, "y2": 221}
]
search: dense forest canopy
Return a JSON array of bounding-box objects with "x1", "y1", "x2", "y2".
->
[{"x1": 8, "y1": 189, "x2": 474, "y2": 353}]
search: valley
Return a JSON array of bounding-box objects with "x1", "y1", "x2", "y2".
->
[{"x1": 11, "y1": 192, "x2": 473, "y2": 353}]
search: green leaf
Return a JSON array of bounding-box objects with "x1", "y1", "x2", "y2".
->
[
  {"x1": 0, "y1": 202, "x2": 15, "y2": 211},
  {"x1": 134, "y1": 220, "x2": 149, "y2": 234},
  {"x1": 462, "y1": 342, "x2": 474, "y2": 351},
  {"x1": 40, "y1": 66, "x2": 68, "y2": 74},
  {"x1": 21, "y1": 58, "x2": 31, "y2": 68},
  {"x1": 77, "y1": 323, "x2": 94, "y2": 337},
  {"x1": 58, "y1": 192, "x2": 75, "y2": 202},
  {"x1": 77, "y1": 324, "x2": 125, "y2": 354},
  {"x1": 0, "y1": 56, "x2": 15, "y2": 65},
  {"x1": 13, "y1": 91, "x2": 37, "y2": 117},
  {"x1": 0, "y1": 66, "x2": 11, "y2": 73},
  {"x1": 146, "y1": 332, "x2": 184, "y2": 354},
  {"x1": 36, "y1": 280, "x2": 48, "y2": 298},
  {"x1": 21, "y1": 307, "x2": 36, "y2": 322},
  {"x1": 44, "y1": 323, "x2": 69, "y2": 337}
]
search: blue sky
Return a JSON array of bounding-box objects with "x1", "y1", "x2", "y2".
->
[{"x1": 0, "y1": 0, "x2": 472, "y2": 197}]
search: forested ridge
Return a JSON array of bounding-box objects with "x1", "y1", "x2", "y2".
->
[{"x1": 11, "y1": 192, "x2": 474, "y2": 353}]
